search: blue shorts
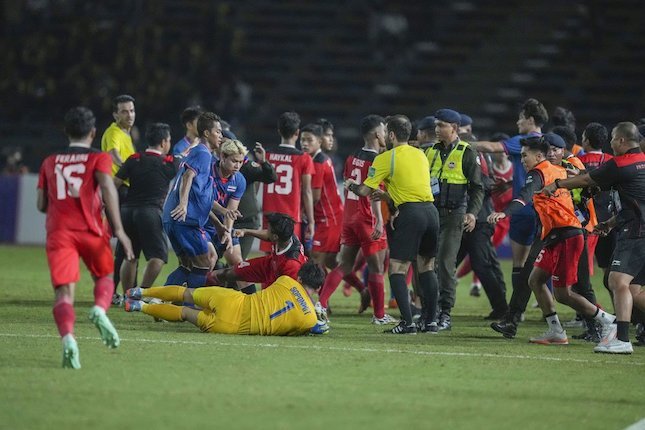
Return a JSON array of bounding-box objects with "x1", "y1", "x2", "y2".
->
[
  {"x1": 164, "y1": 222, "x2": 209, "y2": 258},
  {"x1": 204, "y1": 224, "x2": 240, "y2": 257},
  {"x1": 509, "y1": 205, "x2": 538, "y2": 246}
]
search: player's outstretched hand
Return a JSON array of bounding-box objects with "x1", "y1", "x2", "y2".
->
[
  {"x1": 538, "y1": 182, "x2": 558, "y2": 197},
  {"x1": 592, "y1": 221, "x2": 612, "y2": 237},
  {"x1": 114, "y1": 229, "x2": 135, "y2": 260},
  {"x1": 487, "y1": 212, "x2": 506, "y2": 225},
  {"x1": 220, "y1": 231, "x2": 233, "y2": 250},
  {"x1": 232, "y1": 228, "x2": 245, "y2": 238},
  {"x1": 225, "y1": 209, "x2": 242, "y2": 220},
  {"x1": 170, "y1": 204, "x2": 187, "y2": 222},
  {"x1": 253, "y1": 142, "x2": 266, "y2": 163}
]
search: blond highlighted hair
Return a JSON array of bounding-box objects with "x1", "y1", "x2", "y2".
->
[{"x1": 220, "y1": 139, "x2": 248, "y2": 157}]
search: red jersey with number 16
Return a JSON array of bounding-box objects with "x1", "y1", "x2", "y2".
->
[
  {"x1": 262, "y1": 145, "x2": 315, "y2": 222},
  {"x1": 343, "y1": 148, "x2": 380, "y2": 225},
  {"x1": 38, "y1": 146, "x2": 112, "y2": 236}
]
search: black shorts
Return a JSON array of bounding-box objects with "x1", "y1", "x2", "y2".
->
[
  {"x1": 389, "y1": 202, "x2": 439, "y2": 262},
  {"x1": 121, "y1": 206, "x2": 168, "y2": 262},
  {"x1": 594, "y1": 229, "x2": 616, "y2": 269},
  {"x1": 610, "y1": 236, "x2": 645, "y2": 281}
]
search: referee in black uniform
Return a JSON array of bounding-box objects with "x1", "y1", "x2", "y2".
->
[
  {"x1": 346, "y1": 115, "x2": 440, "y2": 334},
  {"x1": 114, "y1": 123, "x2": 178, "y2": 294}
]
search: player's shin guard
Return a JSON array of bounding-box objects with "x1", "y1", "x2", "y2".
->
[
  {"x1": 342, "y1": 272, "x2": 365, "y2": 292},
  {"x1": 165, "y1": 266, "x2": 190, "y2": 286},
  {"x1": 53, "y1": 296, "x2": 75, "y2": 338},
  {"x1": 187, "y1": 267, "x2": 208, "y2": 289},
  {"x1": 143, "y1": 286, "x2": 186, "y2": 302},
  {"x1": 318, "y1": 267, "x2": 344, "y2": 308},
  {"x1": 142, "y1": 303, "x2": 184, "y2": 322},
  {"x1": 94, "y1": 276, "x2": 114, "y2": 311},
  {"x1": 368, "y1": 273, "x2": 385, "y2": 319}
]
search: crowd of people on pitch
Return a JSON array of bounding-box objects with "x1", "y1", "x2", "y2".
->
[{"x1": 37, "y1": 94, "x2": 645, "y2": 368}]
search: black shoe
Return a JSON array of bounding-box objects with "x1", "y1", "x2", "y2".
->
[
  {"x1": 437, "y1": 312, "x2": 451, "y2": 331},
  {"x1": 418, "y1": 321, "x2": 439, "y2": 334},
  {"x1": 635, "y1": 323, "x2": 645, "y2": 346},
  {"x1": 572, "y1": 321, "x2": 601, "y2": 343},
  {"x1": 491, "y1": 319, "x2": 517, "y2": 339},
  {"x1": 385, "y1": 321, "x2": 417, "y2": 335}
]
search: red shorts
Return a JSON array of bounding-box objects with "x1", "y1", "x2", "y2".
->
[
  {"x1": 341, "y1": 221, "x2": 388, "y2": 257},
  {"x1": 233, "y1": 254, "x2": 305, "y2": 285},
  {"x1": 259, "y1": 220, "x2": 302, "y2": 253},
  {"x1": 313, "y1": 222, "x2": 341, "y2": 253},
  {"x1": 534, "y1": 234, "x2": 584, "y2": 288},
  {"x1": 46, "y1": 229, "x2": 114, "y2": 287}
]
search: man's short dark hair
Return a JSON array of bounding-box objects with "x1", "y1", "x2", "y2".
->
[
  {"x1": 490, "y1": 132, "x2": 510, "y2": 142},
  {"x1": 583, "y1": 122, "x2": 608, "y2": 150},
  {"x1": 197, "y1": 112, "x2": 221, "y2": 137},
  {"x1": 520, "y1": 135, "x2": 549, "y2": 156},
  {"x1": 266, "y1": 212, "x2": 295, "y2": 241},
  {"x1": 520, "y1": 98, "x2": 548, "y2": 127},
  {"x1": 146, "y1": 123, "x2": 171, "y2": 147},
  {"x1": 360, "y1": 115, "x2": 385, "y2": 137},
  {"x1": 180, "y1": 106, "x2": 203, "y2": 126},
  {"x1": 278, "y1": 112, "x2": 301, "y2": 139},
  {"x1": 298, "y1": 261, "x2": 326, "y2": 290},
  {"x1": 315, "y1": 118, "x2": 334, "y2": 133},
  {"x1": 551, "y1": 126, "x2": 577, "y2": 151},
  {"x1": 112, "y1": 94, "x2": 135, "y2": 113},
  {"x1": 552, "y1": 106, "x2": 576, "y2": 131},
  {"x1": 385, "y1": 115, "x2": 412, "y2": 142},
  {"x1": 300, "y1": 123, "x2": 323, "y2": 138},
  {"x1": 64, "y1": 107, "x2": 96, "y2": 140}
]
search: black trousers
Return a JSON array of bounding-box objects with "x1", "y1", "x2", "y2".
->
[{"x1": 456, "y1": 222, "x2": 508, "y2": 314}]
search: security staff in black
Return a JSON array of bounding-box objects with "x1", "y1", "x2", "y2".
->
[
  {"x1": 426, "y1": 109, "x2": 484, "y2": 330},
  {"x1": 541, "y1": 122, "x2": 645, "y2": 354},
  {"x1": 234, "y1": 142, "x2": 277, "y2": 261},
  {"x1": 455, "y1": 150, "x2": 508, "y2": 320},
  {"x1": 114, "y1": 123, "x2": 178, "y2": 294},
  {"x1": 347, "y1": 114, "x2": 440, "y2": 335}
]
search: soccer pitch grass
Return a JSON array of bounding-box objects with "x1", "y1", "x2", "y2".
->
[{"x1": 1, "y1": 245, "x2": 643, "y2": 430}]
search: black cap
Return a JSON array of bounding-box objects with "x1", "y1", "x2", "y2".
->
[
  {"x1": 417, "y1": 116, "x2": 436, "y2": 130},
  {"x1": 459, "y1": 114, "x2": 473, "y2": 127},
  {"x1": 543, "y1": 132, "x2": 566, "y2": 148},
  {"x1": 434, "y1": 109, "x2": 461, "y2": 125}
]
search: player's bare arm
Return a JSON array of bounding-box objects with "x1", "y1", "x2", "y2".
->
[
  {"x1": 171, "y1": 168, "x2": 196, "y2": 221},
  {"x1": 108, "y1": 148, "x2": 125, "y2": 168},
  {"x1": 96, "y1": 170, "x2": 135, "y2": 261},
  {"x1": 539, "y1": 172, "x2": 596, "y2": 196},
  {"x1": 301, "y1": 173, "x2": 315, "y2": 238},
  {"x1": 233, "y1": 228, "x2": 271, "y2": 242},
  {"x1": 471, "y1": 140, "x2": 506, "y2": 153},
  {"x1": 370, "y1": 198, "x2": 384, "y2": 240},
  {"x1": 212, "y1": 201, "x2": 242, "y2": 220},
  {"x1": 344, "y1": 178, "x2": 374, "y2": 198},
  {"x1": 36, "y1": 188, "x2": 47, "y2": 213}
]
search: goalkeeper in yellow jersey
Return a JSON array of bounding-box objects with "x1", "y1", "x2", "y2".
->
[{"x1": 124, "y1": 261, "x2": 329, "y2": 335}]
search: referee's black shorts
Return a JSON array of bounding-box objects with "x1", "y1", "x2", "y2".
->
[
  {"x1": 594, "y1": 228, "x2": 616, "y2": 269},
  {"x1": 388, "y1": 201, "x2": 439, "y2": 262},
  {"x1": 121, "y1": 206, "x2": 169, "y2": 262}
]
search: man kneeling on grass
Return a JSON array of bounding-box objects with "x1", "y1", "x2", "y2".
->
[{"x1": 124, "y1": 261, "x2": 329, "y2": 336}]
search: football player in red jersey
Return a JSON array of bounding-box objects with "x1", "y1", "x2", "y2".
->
[
  {"x1": 316, "y1": 115, "x2": 395, "y2": 324},
  {"x1": 37, "y1": 107, "x2": 134, "y2": 369},
  {"x1": 260, "y1": 112, "x2": 315, "y2": 253}
]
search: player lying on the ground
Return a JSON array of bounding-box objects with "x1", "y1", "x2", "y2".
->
[{"x1": 124, "y1": 261, "x2": 329, "y2": 336}]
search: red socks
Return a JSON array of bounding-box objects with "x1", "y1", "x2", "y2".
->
[
  {"x1": 368, "y1": 273, "x2": 385, "y2": 318},
  {"x1": 343, "y1": 272, "x2": 365, "y2": 292},
  {"x1": 53, "y1": 296, "x2": 75, "y2": 338},
  {"x1": 94, "y1": 276, "x2": 114, "y2": 311},
  {"x1": 318, "y1": 267, "x2": 344, "y2": 308}
]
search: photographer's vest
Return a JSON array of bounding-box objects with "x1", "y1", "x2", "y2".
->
[
  {"x1": 532, "y1": 160, "x2": 581, "y2": 239},
  {"x1": 425, "y1": 140, "x2": 469, "y2": 210}
]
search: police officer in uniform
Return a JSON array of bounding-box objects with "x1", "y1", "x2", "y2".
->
[{"x1": 425, "y1": 109, "x2": 484, "y2": 330}]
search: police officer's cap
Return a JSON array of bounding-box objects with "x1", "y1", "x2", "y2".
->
[
  {"x1": 543, "y1": 132, "x2": 566, "y2": 148},
  {"x1": 434, "y1": 109, "x2": 461, "y2": 125},
  {"x1": 417, "y1": 116, "x2": 436, "y2": 130},
  {"x1": 459, "y1": 114, "x2": 473, "y2": 127}
]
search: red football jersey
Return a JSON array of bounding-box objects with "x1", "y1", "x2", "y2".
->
[
  {"x1": 491, "y1": 159, "x2": 513, "y2": 212},
  {"x1": 262, "y1": 145, "x2": 315, "y2": 222},
  {"x1": 343, "y1": 148, "x2": 379, "y2": 225},
  {"x1": 577, "y1": 151, "x2": 613, "y2": 170},
  {"x1": 311, "y1": 150, "x2": 343, "y2": 226},
  {"x1": 38, "y1": 146, "x2": 111, "y2": 236}
]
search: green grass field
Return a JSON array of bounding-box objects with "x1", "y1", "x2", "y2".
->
[{"x1": 0, "y1": 244, "x2": 643, "y2": 430}]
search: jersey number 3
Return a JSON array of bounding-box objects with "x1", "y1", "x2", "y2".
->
[
  {"x1": 266, "y1": 164, "x2": 293, "y2": 195},
  {"x1": 55, "y1": 163, "x2": 86, "y2": 200},
  {"x1": 346, "y1": 168, "x2": 362, "y2": 201}
]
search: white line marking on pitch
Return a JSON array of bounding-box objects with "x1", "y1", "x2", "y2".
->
[
  {"x1": 624, "y1": 418, "x2": 645, "y2": 430},
  {"x1": 1, "y1": 332, "x2": 643, "y2": 366}
]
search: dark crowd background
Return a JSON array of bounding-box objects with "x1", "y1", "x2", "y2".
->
[{"x1": 1, "y1": 0, "x2": 644, "y2": 173}]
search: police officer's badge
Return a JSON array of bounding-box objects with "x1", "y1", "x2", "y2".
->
[{"x1": 448, "y1": 161, "x2": 456, "y2": 169}]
